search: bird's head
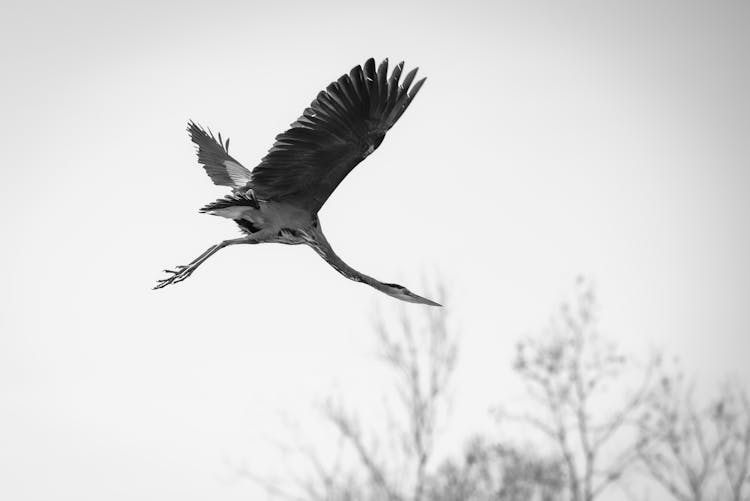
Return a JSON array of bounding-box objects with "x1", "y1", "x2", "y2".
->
[{"x1": 381, "y1": 282, "x2": 442, "y2": 307}]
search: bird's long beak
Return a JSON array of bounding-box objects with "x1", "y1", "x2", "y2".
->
[{"x1": 403, "y1": 290, "x2": 442, "y2": 307}]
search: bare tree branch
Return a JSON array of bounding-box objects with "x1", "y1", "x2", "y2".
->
[
  {"x1": 324, "y1": 401, "x2": 400, "y2": 501},
  {"x1": 257, "y1": 283, "x2": 457, "y2": 501},
  {"x1": 637, "y1": 367, "x2": 750, "y2": 501},
  {"x1": 499, "y1": 278, "x2": 658, "y2": 501}
]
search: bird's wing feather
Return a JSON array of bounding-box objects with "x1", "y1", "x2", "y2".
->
[
  {"x1": 250, "y1": 58, "x2": 426, "y2": 213},
  {"x1": 188, "y1": 120, "x2": 253, "y2": 188}
]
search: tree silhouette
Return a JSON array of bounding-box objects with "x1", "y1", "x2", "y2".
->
[
  {"x1": 428, "y1": 437, "x2": 564, "y2": 501},
  {"x1": 239, "y1": 278, "x2": 750, "y2": 501},
  {"x1": 496, "y1": 278, "x2": 658, "y2": 501},
  {"x1": 637, "y1": 366, "x2": 750, "y2": 501},
  {"x1": 244, "y1": 283, "x2": 458, "y2": 501}
]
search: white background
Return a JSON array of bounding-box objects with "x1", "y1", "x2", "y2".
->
[{"x1": 1, "y1": 1, "x2": 749, "y2": 499}]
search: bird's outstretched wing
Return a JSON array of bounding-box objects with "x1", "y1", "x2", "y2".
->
[
  {"x1": 188, "y1": 121, "x2": 253, "y2": 189},
  {"x1": 249, "y1": 58, "x2": 426, "y2": 213}
]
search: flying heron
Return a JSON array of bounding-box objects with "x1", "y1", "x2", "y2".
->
[{"x1": 155, "y1": 58, "x2": 439, "y2": 306}]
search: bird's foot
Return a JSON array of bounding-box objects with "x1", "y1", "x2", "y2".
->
[{"x1": 154, "y1": 265, "x2": 195, "y2": 289}]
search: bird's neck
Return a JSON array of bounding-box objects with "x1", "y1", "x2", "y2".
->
[{"x1": 307, "y1": 226, "x2": 388, "y2": 292}]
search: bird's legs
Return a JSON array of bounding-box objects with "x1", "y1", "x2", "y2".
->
[{"x1": 154, "y1": 235, "x2": 258, "y2": 289}]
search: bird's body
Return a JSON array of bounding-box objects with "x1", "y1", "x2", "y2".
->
[
  {"x1": 155, "y1": 58, "x2": 440, "y2": 306},
  {"x1": 207, "y1": 199, "x2": 315, "y2": 242}
]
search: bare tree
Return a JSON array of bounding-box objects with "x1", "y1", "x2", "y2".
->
[
  {"x1": 322, "y1": 282, "x2": 458, "y2": 501},
  {"x1": 637, "y1": 367, "x2": 750, "y2": 501},
  {"x1": 496, "y1": 277, "x2": 658, "y2": 501},
  {"x1": 242, "y1": 278, "x2": 750, "y2": 501},
  {"x1": 244, "y1": 283, "x2": 458, "y2": 501},
  {"x1": 427, "y1": 436, "x2": 564, "y2": 501},
  {"x1": 715, "y1": 383, "x2": 750, "y2": 501}
]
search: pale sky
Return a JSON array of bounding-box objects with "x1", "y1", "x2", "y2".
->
[{"x1": 1, "y1": 1, "x2": 749, "y2": 500}]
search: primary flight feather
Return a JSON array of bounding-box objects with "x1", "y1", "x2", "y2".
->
[{"x1": 155, "y1": 58, "x2": 439, "y2": 306}]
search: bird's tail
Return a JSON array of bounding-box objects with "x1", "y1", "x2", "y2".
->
[{"x1": 200, "y1": 192, "x2": 259, "y2": 217}]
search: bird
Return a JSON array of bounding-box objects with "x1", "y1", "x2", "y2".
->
[{"x1": 155, "y1": 58, "x2": 440, "y2": 306}]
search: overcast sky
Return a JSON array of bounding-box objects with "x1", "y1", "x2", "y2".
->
[{"x1": 1, "y1": 0, "x2": 749, "y2": 499}]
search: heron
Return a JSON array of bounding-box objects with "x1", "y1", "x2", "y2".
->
[{"x1": 155, "y1": 58, "x2": 440, "y2": 306}]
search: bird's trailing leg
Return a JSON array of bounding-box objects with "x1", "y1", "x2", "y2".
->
[{"x1": 154, "y1": 236, "x2": 257, "y2": 289}]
